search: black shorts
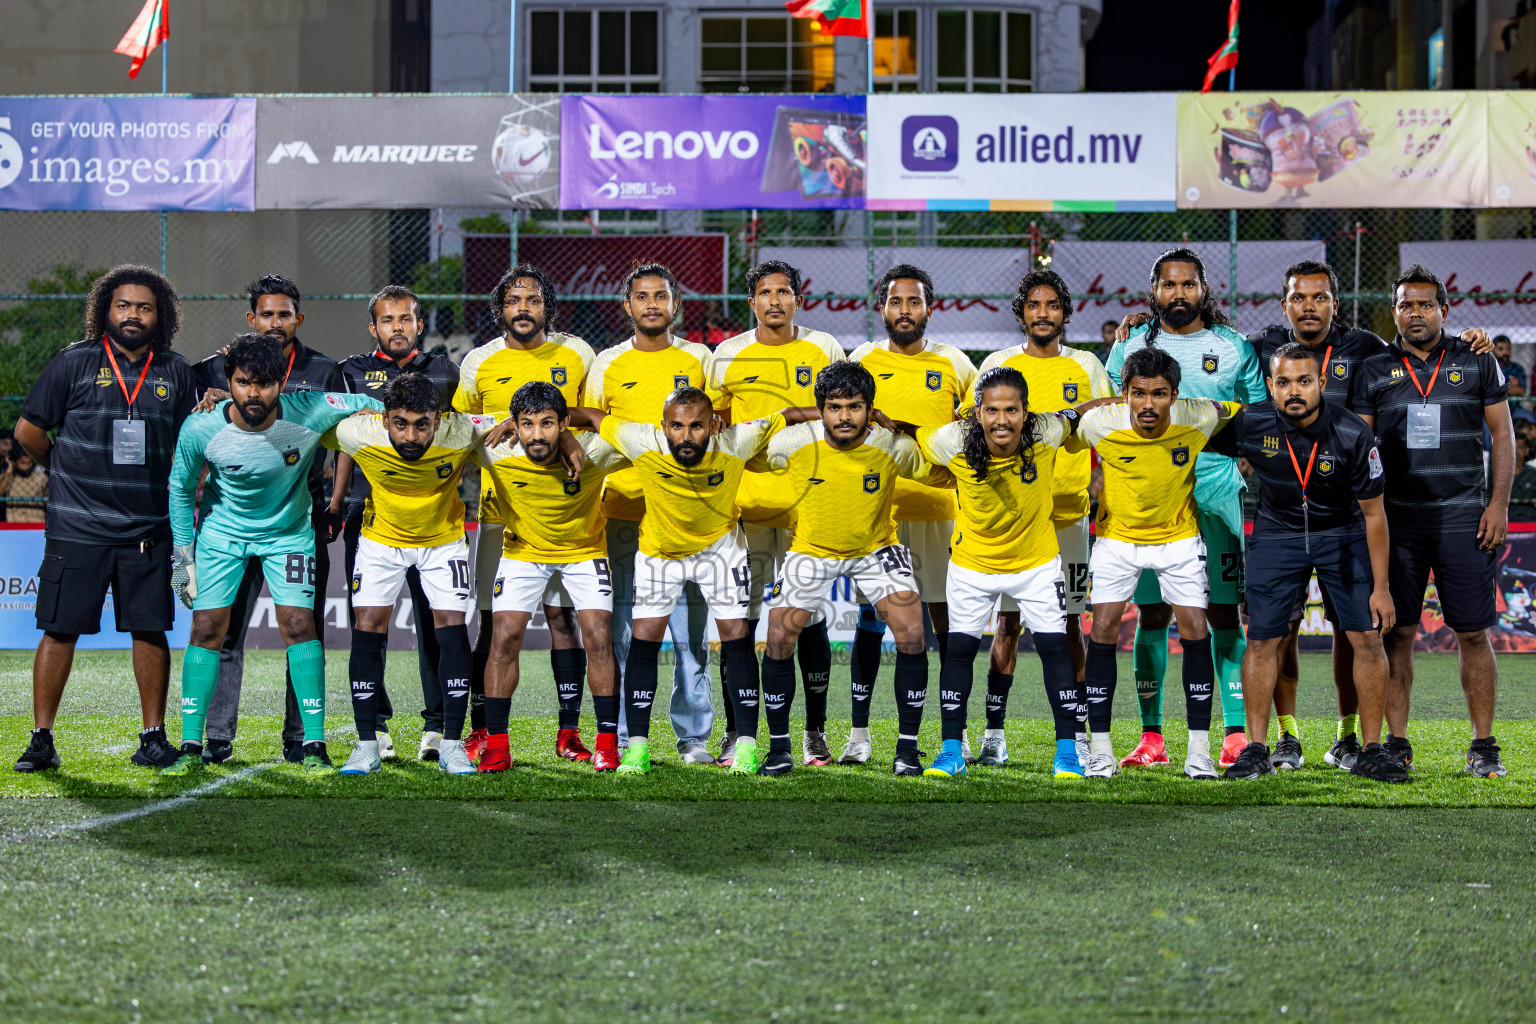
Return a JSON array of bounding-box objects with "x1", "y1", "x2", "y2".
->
[
  {"x1": 1388, "y1": 529, "x2": 1498, "y2": 634},
  {"x1": 35, "y1": 536, "x2": 175, "y2": 635},
  {"x1": 1246, "y1": 527, "x2": 1377, "y2": 641}
]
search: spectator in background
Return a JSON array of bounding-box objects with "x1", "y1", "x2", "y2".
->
[
  {"x1": 1494, "y1": 335, "x2": 1526, "y2": 397},
  {"x1": 1510, "y1": 435, "x2": 1536, "y2": 523},
  {"x1": 1100, "y1": 320, "x2": 1119, "y2": 348},
  {"x1": 0, "y1": 450, "x2": 48, "y2": 524},
  {"x1": 0, "y1": 428, "x2": 13, "y2": 461},
  {"x1": 685, "y1": 300, "x2": 739, "y2": 348}
]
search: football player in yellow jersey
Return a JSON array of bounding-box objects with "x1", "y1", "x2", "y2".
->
[
  {"x1": 962, "y1": 270, "x2": 1114, "y2": 767},
  {"x1": 453, "y1": 264, "x2": 598, "y2": 763},
  {"x1": 841, "y1": 264, "x2": 978, "y2": 766},
  {"x1": 707, "y1": 260, "x2": 845, "y2": 766},
  {"x1": 586, "y1": 262, "x2": 718, "y2": 766},
  {"x1": 563, "y1": 388, "x2": 784, "y2": 776},
  {"x1": 763, "y1": 362, "x2": 936, "y2": 777},
  {"x1": 476, "y1": 383, "x2": 627, "y2": 773},
  {"x1": 913, "y1": 366, "x2": 1089, "y2": 780},
  {"x1": 1073, "y1": 346, "x2": 1238, "y2": 781},
  {"x1": 321, "y1": 374, "x2": 492, "y2": 777}
]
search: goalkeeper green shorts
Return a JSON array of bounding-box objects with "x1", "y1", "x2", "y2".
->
[{"x1": 192, "y1": 528, "x2": 318, "y2": 612}]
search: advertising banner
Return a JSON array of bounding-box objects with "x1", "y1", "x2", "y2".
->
[
  {"x1": 0, "y1": 96, "x2": 254, "y2": 211},
  {"x1": 1486, "y1": 91, "x2": 1536, "y2": 207},
  {"x1": 1177, "y1": 91, "x2": 1489, "y2": 208},
  {"x1": 1398, "y1": 240, "x2": 1536, "y2": 345},
  {"x1": 560, "y1": 95, "x2": 866, "y2": 210},
  {"x1": 865, "y1": 93, "x2": 1178, "y2": 210},
  {"x1": 256, "y1": 95, "x2": 558, "y2": 209}
]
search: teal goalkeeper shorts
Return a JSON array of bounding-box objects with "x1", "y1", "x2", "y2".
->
[
  {"x1": 1131, "y1": 497, "x2": 1245, "y2": 608},
  {"x1": 192, "y1": 528, "x2": 318, "y2": 612}
]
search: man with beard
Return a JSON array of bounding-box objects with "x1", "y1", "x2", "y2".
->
[
  {"x1": 1204, "y1": 345, "x2": 1405, "y2": 782},
  {"x1": 962, "y1": 269, "x2": 1113, "y2": 767},
  {"x1": 162, "y1": 335, "x2": 380, "y2": 775},
  {"x1": 454, "y1": 264, "x2": 595, "y2": 763},
  {"x1": 13, "y1": 265, "x2": 197, "y2": 773},
  {"x1": 1352, "y1": 264, "x2": 1514, "y2": 778},
  {"x1": 586, "y1": 263, "x2": 717, "y2": 765},
  {"x1": 323, "y1": 373, "x2": 493, "y2": 776},
  {"x1": 190, "y1": 275, "x2": 345, "y2": 765},
  {"x1": 842, "y1": 265, "x2": 977, "y2": 766},
  {"x1": 329, "y1": 286, "x2": 460, "y2": 763},
  {"x1": 563, "y1": 387, "x2": 781, "y2": 774},
  {"x1": 1106, "y1": 249, "x2": 1265, "y2": 770},
  {"x1": 706, "y1": 260, "x2": 845, "y2": 767}
]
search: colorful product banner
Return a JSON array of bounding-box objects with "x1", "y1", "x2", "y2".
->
[
  {"x1": 1177, "y1": 91, "x2": 1489, "y2": 209},
  {"x1": 1487, "y1": 90, "x2": 1536, "y2": 208},
  {"x1": 559, "y1": 94, "x2": 867, "y2": 210},
  {"x1": 865, "y1": 93, "x2": 1178, "y2": 210},
  {"x1": 0, "y1": 96, "x2": 255, "y2": 211}
]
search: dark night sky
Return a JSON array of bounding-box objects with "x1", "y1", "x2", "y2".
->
[{"x1": 1085, "y1": 0, "x2": 1329, "y2": 92}]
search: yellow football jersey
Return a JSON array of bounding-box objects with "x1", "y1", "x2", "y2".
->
[
  {"x1": 765, "y1": 422, "x2": 932, "y2": 559},
  {"x1": 585, "y1": 336, "x2": 716, "y2": 524},
  {"x1": 599, "y1": 413, "x2": 784, "y2": 560},
  {"x1": 323, "y1": 412, "x2": 495, "y2": 548},
  {"x1": 916, "y1": 415, "x2": 1073, "y2": 574},
  {"x1": 475, "y1": 432, "x2": 627, "y2": 564},
  {"x1": 965, "y1": 344, "x2": 1114, "y2": 526},
  {"x1": 452, "y1": 332, "x2": 595, "y2": 525},
  {"x1": 707, "y1": 328, "x2": 845, "y2": 529},
  {"x1": 1076, "y1": 399, "x2": 1239, "y2": 545},
  {"x1": 848, "y1": 340, "x2": 978, "y2": 523}
]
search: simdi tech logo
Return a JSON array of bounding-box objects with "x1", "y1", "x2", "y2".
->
[{"x1": 901, "y1": 116, "x2": 958, "y2": 173}]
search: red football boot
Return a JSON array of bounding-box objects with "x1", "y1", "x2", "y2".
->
[
  {"x1": 1119, "y1": 731, "x2": 1170, "y2": 767},
  {"x1": 1220, "y1": 730, "x2": 1249, "y2": 767},
  {"x1": 556, "y1": 727, "x2": 593, "y2": 762},
  {"x1": 463, "y1": 728, "x2": 489, "y2": 764},
  {"x1": 478, "y1": 733, "x2": 512, "y2": 773},
  {"x1": 592, "y1": 732, "x2": 620, "y2": 772}
]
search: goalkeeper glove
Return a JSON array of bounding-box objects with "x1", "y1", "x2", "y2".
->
[{"x1": 171, "y1": 544, "x2": 198, "y2": 610}]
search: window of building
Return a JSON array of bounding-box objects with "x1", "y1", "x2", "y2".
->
[
  {"x1": 699, "y1": 14, "x2": 837, "y2": 93},
  {"x1": 527, "y1": 9, "x2": 660, "y2": 92},
  {"x1": 873, "y1": 8, "x2": 920, "y2": 92},
  {"x1": 935, "y1": 9, "x2": 1032, "y2": 92}
]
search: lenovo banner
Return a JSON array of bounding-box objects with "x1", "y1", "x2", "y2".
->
[
  {"x1": 0, "y1": 96, "x2": 254, "y2": 211},
  {"x1": 255, "y1": 95, "x2": 559, "y2": 209},
  {"x1": 866, "y1": 93, "x2": 1178, "y2": 210},
  {"x1": 560, "y1": 95, "x2": 867, "y2": 210}
]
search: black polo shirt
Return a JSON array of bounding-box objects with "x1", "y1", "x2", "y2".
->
[
  {"x1": 336, "y1": 346, "x2": 460, "y2": 514},
  {"x1": 192, "y1": 337, "x2": 344, "y2": 512},
  {"x1": 1350, "y1": 330, "x2": 1508, "y2": 534},
  {"x1": 1207, "y1": 400, "x2": 1383, "y2": 537},
  {"x1": 1251, "y1": 322, "x2": 1387, "y2": 410},
  {"x1": 19, "y1": 337, "x2": 197, "y2": 544}
]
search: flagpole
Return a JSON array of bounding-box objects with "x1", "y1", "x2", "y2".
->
[{"x1": 160, "y1": 25, "x2": 168, "y2": 276}]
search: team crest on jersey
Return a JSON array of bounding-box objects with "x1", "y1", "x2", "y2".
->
[
  {"x1": 563, "y1": 479, "x2": 581, "y2": 496},
  {"x1": 925, "y1": 369, "x2": 943, "y2": 392},
  {"x1": 551, "y1": 366, "x2": 568, "y2": 387},
  {"x1": 1201, "y1": 354, "x2": 1220, "y2": 375},
  {"x1": 796, "y1": 365, "x2": 813, "y2": 387},
  {"x1": 493, "y1": 576, "x2": 504, "y2": 598},
  {"x1": 350, "y1": 574, "x2": 361, "y2": 594},
  {"x1": 1332, "y1": 361, "x2": 1348, "y2": 380},
  {"x1": 153, "y1": 381, "x2": 170, "y2": 401},
  {"x1": 436, "y1": 463, "x2": 453, "y2": 479},
  {"x1": 673, "y1": 374, "x2": 690, "y2": 390},
  {"x1": 1020, "y1": 459, "x2": 1038, "y2": 484},
  {"x1": 282, "y1": 448, "x2": 301, "y2": 466},
  {"x1": 1171, "y1": 446, "x2": 1190, "y2": 466},
  {"x1": 1317, "y1": 455, "x2": 1335, "y2": 476},
  {"x1": 707, "y1": 471, "x2": 725, "y2": 486},
  {"x1": 863, "y1": 472, "x2": 881, "y2": 493},
  {"x1": 1062, "y1": 382, "x2": 1079, "y2": 403},
  {"x1": 1447, "y1": 367, "x2": 1465, "y2": 387}
]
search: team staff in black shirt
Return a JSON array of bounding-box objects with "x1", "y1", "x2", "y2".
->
[
  {"x1": 12, "y1": 266, "x2": 198, "y2": 773},
  {"x1": 1351, "y1": 265, "x2": 1514, "y2": 778},
  {"x1": 1208, "y1": 343, "x2": 1405, "y2": 782}
]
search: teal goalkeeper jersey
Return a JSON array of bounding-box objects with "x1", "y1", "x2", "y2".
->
[
  {"x1": 1106, "y1": 323, "x2": 1265, "y2": 531},
  {"x1": 169, "y1": 392, "x2": 381, "y2": 547}
]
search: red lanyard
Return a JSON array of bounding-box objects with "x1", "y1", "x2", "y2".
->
[
  {"x1": 103, "y1": 336, "x2": 153, "y2": 420},
  {"x1": 282, "y1": 343, "x2": 296, "y2": 388},
  {"x1": 1321, "y1": 344, "x2": 1333, "y2": 381},
  {"x1": 1402, "y1": 351, "x2": 1445, "y2": 403},
  {"x1": 374, "y1": 348, "x2": 417, "y2": 365},
  {"x1": 1285, "y1": 432, "x2": 1320, "y2": 553}
]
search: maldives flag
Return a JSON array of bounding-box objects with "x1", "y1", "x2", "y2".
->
[
  {"x1": 785, "y1": 0, "x2": 870, "y2": 38},
  {"x1": 115, "y1": 0, "x2": 169, "y2": 80},
  {"x1": 1201, "y1": 0, "x2": 1239, "y2": 92}
]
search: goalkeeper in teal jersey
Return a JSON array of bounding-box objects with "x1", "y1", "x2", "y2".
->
[
  {"x1": 1105, "y1": 248, "x2": 1266, "y2": 770},
  {"x1": 162, "y1": 335, "x2": 381, "y2": 775}
]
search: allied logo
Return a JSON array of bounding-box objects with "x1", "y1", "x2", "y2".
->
[
  {"x1": 796, "y1": 365, "x2": 813, "y2": 388},
  {"x1": 901, "y1": 115, "x2": 959, "y2": 172},
  {"x1": 1332, "y1": 361, "x2": 1348, "y2": 380},
  {"x1": 282, "y1": 448, "x2": 301, "y2": 466},
  {"x1": 436, "y1": 463, "x2": 453, "y2": 479},
  {"x1": 1201, "y1": 353, "x2": 1220, "y2": 375},
  {"x1": 1171, "y1": 446, "x2": 1190, "y2": 466},
  {"x1": 1447, "y1": 367, "x2": 1465, "y2": 387},
  {"x1": 551, "y1": 366, "x2": 567, "y2": 387},
  {"x1": 862, "y1": 472, "x2": 881, "y2": 494},
  {"x1": 707, "y1": 471, "x2": 725, "y2": 486},
  {"x1": 1062, "y1": 382, "x2": 1079, "y2": 403},
  {"x1": 1317, "y1": 455, "x2": 1335, "y2": 475},
  {"x1": 925, "y1": 369, "x2": 943, "y2": 392},
  {"x1": 153, "y1": 381, "x2": 170, "y2": 401},
  {"x1": 563, "y1": 479, "x2": 581, "y2": 496},
  {"x1": 1020, "y1": 459, "x2": 1037, "y2": 484},
  {"x1": 673, "y1": 374, "x2": 690, "y2": 389}
]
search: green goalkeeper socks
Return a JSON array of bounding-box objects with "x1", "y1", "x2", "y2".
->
[
  {"x1": 287, "y1": 640, "x2": 327, "y2": 742},
  {"x1": 1133, "y1": 626, "x2": 1166, "y2": 731},
  {"x1": 179, "y1": 644, "x2": 221, "y2": 747},
  {"x1": 1211, "y1": 628, "x2": 1247, "y2": 729}
]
